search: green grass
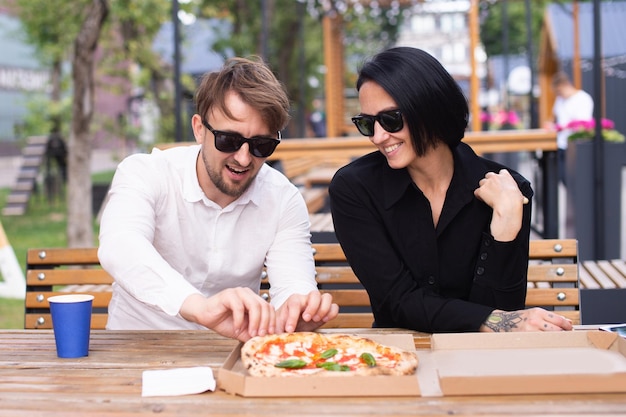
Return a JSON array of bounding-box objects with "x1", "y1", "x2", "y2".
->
[
  {"x1": 0, "y1": 298, "x2": 24, "y2": 328},
  {"x1": 0, "y1": 171, "x2": 114, "y2": 329}
]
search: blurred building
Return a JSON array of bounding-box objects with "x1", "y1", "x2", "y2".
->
[
  {"x1": 396, "y1": 0, "x2": 487, "y2": 105},
  {"x1": 0, "y1": 12, "x2": 48, "y2": 150},
  {"x1": 539, "y1": 1, "x2": 626, "y2": 137}
]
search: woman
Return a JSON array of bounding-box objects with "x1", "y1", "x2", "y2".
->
[{"x1": 329, "y1": 47, "x2": 572, "y2": 333}]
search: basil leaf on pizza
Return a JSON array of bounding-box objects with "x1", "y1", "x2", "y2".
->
[{"x1": 240, "y1": 332, "x2": 419, "y2": 377}]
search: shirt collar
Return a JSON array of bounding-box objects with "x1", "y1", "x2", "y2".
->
[
  {"x1": 381, "y1": 142, "x2": 481, "y2": 210},
  {"x1": 182, "y1": 145, "x2": 204, "y2": 203}
]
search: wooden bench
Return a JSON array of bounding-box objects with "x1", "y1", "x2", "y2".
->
[
  {"x1": 577, "y1": 260, "x2": 626, "y2": 324},
  {"x1": 297, "y1": 239, "x2": 581, "y2": 328},
  {"x1": 280, "y1": 156, "x2": 322, "y2": 181},
  {"x1": 25, "y1": 239, "x2": 581, "y2": 330},
  {"x1": 24, "y1": 248, "x2": 112, "y2": 329},
  {"x1": 300, "y1": 187, "x2": 328, "y2": 213}
]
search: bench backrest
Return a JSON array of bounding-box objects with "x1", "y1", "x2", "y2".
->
[
  {"x1": 24, "y1": 239, "x2": 579, "y2": 329},
  {"x1": 302, "y1": 239, "x2": 580, "y2": 328},
  {"x1": 25, "y1": 248, "x2": 112, "y2": 329}
]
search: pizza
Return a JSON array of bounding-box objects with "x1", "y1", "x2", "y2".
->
[{"x1": 240, "y1": 332, "x2": 419, "y2": 377}]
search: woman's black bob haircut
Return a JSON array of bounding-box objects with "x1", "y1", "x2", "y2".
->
[{"x1": 355, "y1": 47, "x2": 469, "y2": 156}]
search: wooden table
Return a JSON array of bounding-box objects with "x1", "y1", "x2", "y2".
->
[{"x1": 2, "y1": 329, "x2": 625, "y2": 416}]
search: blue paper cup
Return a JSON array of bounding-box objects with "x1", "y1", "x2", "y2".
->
[{"x1": 48, "y1": 294, "x2": 94, "y2": 358}]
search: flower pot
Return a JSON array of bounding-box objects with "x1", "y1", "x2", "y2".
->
[{"x1": 565, "y1": 140, "x2": 626, "y2": 260}]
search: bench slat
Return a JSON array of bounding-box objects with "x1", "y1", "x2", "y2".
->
[
  {"x1": 25, "y1": 291, "x2": 112, "y2": 308},
  {"x1": 319, "y1": 289, "x2": 370, "y2": 306},
  {"x1": 578, "y1": 265, "x2": 601, "y2": 289},
  {"x1": 609, "y1": 260, "x2": 626, "y2": 287},
  {"x1": 301, "y1": 188, "x2": 328, "y2": 213},
  {"x1": 27, "y1": 248, "x2": 100, "y2": 265},
  {"x1": 315, "y1": 266, "x2": 357, "y2": 283},
  {"x1": 592, "y1": 260, "x2": 626, "y2": 288},
  {"x1": 528, "y1": 239, "x2": 577, "y2": 258},
  {"x1": 526, "y1": 264, "x2": 577, "y2": 283},
  {"x1": 26, "y1": 269, "x2": 113, "y2": 285},
  {"x1": 25, "y1": 313, "x2": 108, "y2": 330},
  {"x1": 524, "y1": 289, "x2": 579, "y2": 307},
  {"x1": 312, "y1": 243, "x2": 348, "y2": 262},
  {"x1": 25, "y1": 238, "x2": 581, "y2": 330},
  {"x1": 559, "y1": 311, "x2": 581, "y2": 322},
  {"x1": 582, "y1": 261, "x2": 617, "y2": 289},
  {"x1": 320, "y1": 313, "x2": 374, "y2": 329}
]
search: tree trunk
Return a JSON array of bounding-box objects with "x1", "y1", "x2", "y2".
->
[{"x1": 67, "y1": 0, "x2": 108, "y2": 248}]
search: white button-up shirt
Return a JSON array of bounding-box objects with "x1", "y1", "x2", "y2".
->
[{"x1": 98, "y1": 145, "x2": 317, "y2": 330}]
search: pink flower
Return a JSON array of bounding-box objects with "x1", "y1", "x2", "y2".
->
[
  {"x1": 507, "y1": 111, "x2": 519, "y2": 125},
  {"x1": 563, "y1": 118, "x2": 614, "y2": 131},
  {"x1": 601, "y1": 119, "x2": 615, "y2": 129},
  {"x1": 564, "y1": 118, "x2": 625, "y2": 142}
]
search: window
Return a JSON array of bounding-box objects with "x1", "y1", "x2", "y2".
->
[{"x1": 411, "y1": 15, "x2": 435, "y2": 34}]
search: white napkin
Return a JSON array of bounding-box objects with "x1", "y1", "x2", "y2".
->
[{"x1": 141, "y1": 366, "x2": 216, "y2": 397}]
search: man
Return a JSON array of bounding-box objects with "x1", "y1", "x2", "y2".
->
[
  {"x1": 551, "y1": 71, "x2": 594, "y2": 186},
  {"x1": 98, "y1": 57, "x2": 338, "y2": 341}
]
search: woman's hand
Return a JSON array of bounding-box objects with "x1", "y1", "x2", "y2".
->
[
  {"x1": 474, "y1": 169, "x2": 528, "y2": 241},
  {"x1": 479, "y1": 308, "x2": 573, "y2": 332}
]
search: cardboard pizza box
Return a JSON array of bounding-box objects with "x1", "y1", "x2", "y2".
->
[
  {"x1": 217, "y1": 333, "x2": 421, "y2": 397},
  {"x1": 418, "y1": 330, "x2": 626, "y2": 396}
]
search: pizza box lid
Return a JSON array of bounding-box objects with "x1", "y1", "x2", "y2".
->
[
  {"x1": 217, "y1": 333, "x2": 421, "y2": 397},
  {"x1": 417, "y1": 330, "x2": 626, "y2": 397}
]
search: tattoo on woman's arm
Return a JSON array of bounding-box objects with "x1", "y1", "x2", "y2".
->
[{"x1": 484, "y1": 311, "x2": 524, "y2": 332}]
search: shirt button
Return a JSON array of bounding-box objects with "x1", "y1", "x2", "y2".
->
[
  {"x1": 476, "y1": 266, "x2": 485, "y2": 275},
  {"x1": 427, "y1": 275, "x2": 436, "y2": 285},
  {"x1": 480, "y1": 252, "x2": 488, "y2": 261},
  {"x1": 484, "y1": 240, "x2": 491, "y2": 247}
]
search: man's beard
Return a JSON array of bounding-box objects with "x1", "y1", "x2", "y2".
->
[{"x1": 201, "y1": 149, "x2": 255, "y2": 199}]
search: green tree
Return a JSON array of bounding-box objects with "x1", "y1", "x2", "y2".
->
[
  {"x1": 67, "y1": 0, "x2": 108, "y2": 247},
  {"x1": 103, "y1": 0, "x2": 176, "y2": 143},
  {"x1": 479, "y1": 0, "x2": 551, "y2": 57},
  {"x1": 16, "y1": 0, "x2": 88, "y2": 136},
  {"x1": 197, "y1": 0, "x2": 407, "y2": 136},
  {"x1": 15, "y1": 0, "x2": 172, "y2": 246}
]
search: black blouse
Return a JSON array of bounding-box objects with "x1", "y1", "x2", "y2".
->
[{"x1": 328, "y1": 142, "x2": 534, "y2": 333}]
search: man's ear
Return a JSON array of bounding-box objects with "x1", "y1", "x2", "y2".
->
[{"x1": 191, "y1": 114, "x2": 204, "y2": 145}]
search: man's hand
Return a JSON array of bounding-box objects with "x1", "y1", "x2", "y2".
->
[
  {"x1": 480, "y1": 308, "x2": 573, "y2": 332},
  {"x1": 179, "y1": 288, "x2": 276, "y2": 342},
  {"x1": 276, "y1": 291, "x2": 339, "y2": 333}
]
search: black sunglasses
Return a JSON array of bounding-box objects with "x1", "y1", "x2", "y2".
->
[
  {"x1": 351, "y1": 110, "x2": 404, "y2": 137},
  {"x1": 201, "y1": 119, "x2": 281, "y2": 158}
]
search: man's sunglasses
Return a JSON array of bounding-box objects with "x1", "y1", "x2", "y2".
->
[
  {"x1": 202, "y1": 119, "x2": 281, "y2": 158},
  {"x1": 351, "y1": 110, "x2": 404, "y2": 137}
]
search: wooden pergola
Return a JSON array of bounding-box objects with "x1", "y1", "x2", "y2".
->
[{"x1": 321, "y1": 0, "x2": 482, "y2": 137}]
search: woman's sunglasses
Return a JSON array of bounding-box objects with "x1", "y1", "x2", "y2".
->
[
  {"x1": 202, "y1": 119, "x2": 281, "y2": 158},
  {"x1": 351, "y1": 110, "x2": 404, "y2": 137}
]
